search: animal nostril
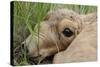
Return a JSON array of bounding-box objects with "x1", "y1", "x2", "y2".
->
[
  {"x1": 21, "y1": 42, "x2": 25, "y2": 46},
  {"x1": 21, "y1": 42, "x2": 25, "y2": 49},
  {"x1": 21, "y1": 42, "x2": 29, "y2": 53}
]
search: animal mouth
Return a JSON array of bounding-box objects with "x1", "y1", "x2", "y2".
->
[{"x1": 27, "y1": 55, "x2": 54, "y2": 65}]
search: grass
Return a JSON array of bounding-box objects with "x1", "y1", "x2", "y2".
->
[{"x1": 12, "y1": 1, "x2": 97, "y2": 65}]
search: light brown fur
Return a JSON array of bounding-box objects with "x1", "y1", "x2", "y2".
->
[
  {"x1": 23, "y1": 9, "x2": 97, "y2": 64},
  {"x1": 53, "y1": 22, "x2": 97, "y2": 63}
]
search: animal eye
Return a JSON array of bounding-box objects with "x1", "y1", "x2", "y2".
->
[{"x1": 62, "y1": 28, "x2": 73, "y2": 37}]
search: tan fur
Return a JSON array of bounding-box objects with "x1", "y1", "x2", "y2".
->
[
  {"x1": 53, "y1": 13, "x2": 97, "y2": 63},
  {"x1": 53, "y1": 22, "x2": 97, "y2": 63},
  {"x1": 23, "y1": 9, "x2": 97, "y2": 63}
]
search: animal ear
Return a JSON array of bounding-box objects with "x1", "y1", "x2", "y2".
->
[{"x1": 81, "y1": 13, "x2": 97, "y2": 23}]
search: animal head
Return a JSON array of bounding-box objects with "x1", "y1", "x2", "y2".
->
[{"x1": 22, "y1": 9, "x2": 82, "y2": 64}]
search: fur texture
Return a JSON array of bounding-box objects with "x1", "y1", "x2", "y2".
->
[{"x1": 23, "y1": 9, "x2": 97, "y2": 64}]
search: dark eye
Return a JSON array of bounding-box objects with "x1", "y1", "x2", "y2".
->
[{"x1": 62, "y1": 28, "x2": 73, "y2": 37}]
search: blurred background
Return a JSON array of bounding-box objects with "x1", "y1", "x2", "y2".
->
[{"x1": 12, "y1": 1, "x2": 97, "y2": 65}]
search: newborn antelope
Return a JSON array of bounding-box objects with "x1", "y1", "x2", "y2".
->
[{"x1": 22, "y1": 9, "x2": 97, "y2": 64}]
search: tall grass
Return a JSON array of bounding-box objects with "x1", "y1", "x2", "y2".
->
[{"x1": 13, "y1": 1, "x2": 97, "y2": 65}]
